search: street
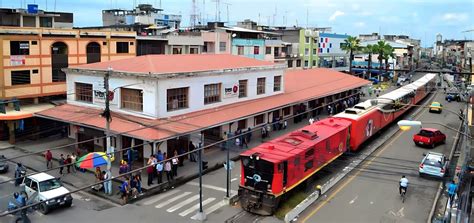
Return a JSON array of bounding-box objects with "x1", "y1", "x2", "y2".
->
[{"x1": 299, "y1": 88, "x2": 463, "y2": 223}]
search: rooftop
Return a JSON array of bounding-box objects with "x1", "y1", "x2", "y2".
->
[
  {"x1": 70, "y1": 54, "x2": 277, "y2": 75},
  {"x1": 36, "y1": 69, "x2": 370, "y2": 142}
]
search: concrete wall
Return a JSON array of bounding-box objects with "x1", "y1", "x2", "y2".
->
[{"x1": 231, "y1": 38, "x2": 265, "y2": 60}]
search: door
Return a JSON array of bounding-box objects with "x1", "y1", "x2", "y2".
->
[
  {"x1": 282, "y1": 161, "x2": 288, "y2": 187},
  {"x1": 51, "y1": 42, "x2": 68, "y2": 82},
  {"x1": 86, "y1": 42, "x2": 101, "y2": 64}
]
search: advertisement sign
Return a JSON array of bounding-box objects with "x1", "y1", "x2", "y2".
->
[
  {"x1": 10, "y1": 55, "x2": 26, "y2": 66},
  {"x1": 224, "y1": 83, "x2": 239, "y2": 98}
]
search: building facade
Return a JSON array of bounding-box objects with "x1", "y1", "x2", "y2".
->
[
  {"x1": 0, "y1": 27, "x2": 136, "y2": 143},
  {"x1": 317, "y1": 33, "x2": 350, "y2": 70}
]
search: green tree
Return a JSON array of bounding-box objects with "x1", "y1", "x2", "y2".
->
[
  {"x1": 373, "y1": 40, "x2": 389, "y2": 77},
  {"x1": 341, "y1": 36, "x2": 362, "y2": 75},
  {"x1": 363, "y1": 44, "x2": 376, "y2": 79}
]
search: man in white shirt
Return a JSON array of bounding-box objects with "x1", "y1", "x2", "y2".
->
[{"x1": 399, "y1": 175, "x2": 409, "y2": 195}]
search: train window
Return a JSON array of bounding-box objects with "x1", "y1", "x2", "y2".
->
[
  {"x1": 242, "y1": 156, "x2": 250, "y2": 167},
  {"x1": 294, "y1": 157, "x2": 300, "y2": 165},
  {"x1": 304, "y1": 160, "x2": 313, "y2": 172},
  {"x1": 278, "y1": 163, "x2": 283, "y2": 173},
  {"x1": 305, "y1": 149, "x2": 314, "y2": 159}
]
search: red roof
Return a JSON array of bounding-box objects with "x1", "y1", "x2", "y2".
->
[
  {"x1": 240, "y1": 118, "x2": 352, "y2": 163},
  {"x1": 71, "y1": 54, "x2": 276, "y2": 74},
  {"x1": 35, "y1": 69, "x2": 369, "y2": 141}
]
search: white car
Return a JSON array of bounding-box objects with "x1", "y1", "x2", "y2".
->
[
  {"x1": 22, "y1": 172, "x2": 73, "y2": 214},
  {"x1": 419, "y1": 152, "x2": 448, "y2": 178}
]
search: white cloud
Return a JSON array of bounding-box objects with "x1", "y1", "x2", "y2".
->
[
  {"x1": 441, "y1": 13, "x2": 468, "y2": 22},
  {"x1": 354, "y1": 22, "x2": 366, "y2": 27},
  {"x1": 329, "y1": 10, "x2": 345, "y2": 21}
]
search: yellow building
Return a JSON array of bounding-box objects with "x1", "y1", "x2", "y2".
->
[{"x1": 0, "y1": 27, "x2": 136, "y2": 143}]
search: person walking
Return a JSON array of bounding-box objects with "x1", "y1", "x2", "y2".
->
[
  {"x1": 164, "y1": 157, "x2": 173, "y2": 182},
  {"x1": 44, "y1": 150, "x2": 53, "y2": 169},
  {"x1": 189, "y1": 142, "x2": 196, "y2": 162},
  {"x1": 146, "y1": 155, "x2": 155, "y2": 186},
  {"x1": 447, "y1": 180, "x2": 457, "y2": 206},
  {"x1": 65, "y1": 155, "x2": 72, "y2": 174},
  {"x1": 103, "y1": 169, "x2": 112, "y2": 195},
  {"x1": 171, "y1": 150, "x2": 179, "y2": 177},
  {"x1": 309, "y1": 117, "x2": 315, "y2": 125},
  {"x1": 120, "y1": 177, "x2": 130, "y2": 205},
  {"x1": 283, "y1": 120, "x2": 288, "y2": 129},
  {"x1": 246, "y1": 127, "x2": 252, "y2": 143},
  {"x1": 156, "y1": 159, "x2": 163, "y2": 184},
  {"x1": 59, "y1": 154, "x2": 65, "y2": 175},
  {"x1": 70, "y1": 153, "x2": 77, "y2": 173}
]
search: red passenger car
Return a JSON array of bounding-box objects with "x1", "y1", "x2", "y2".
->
[{"x1": 239, "y1": 118, "x2": 351, "y2": 215}]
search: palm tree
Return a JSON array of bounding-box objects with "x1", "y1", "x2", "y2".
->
[
  {"x1": 373, "y1": 40, "x2": 388, "y2": 78},
  {"x1": 341, "y1": 36, "x2": 362, "y2": 75},
  {"x1": 363, "y1": 44, "x2": 375, "y2": 79},
  {"x1": 383, "y1": 45, "x2": 396, "y2": 81}
]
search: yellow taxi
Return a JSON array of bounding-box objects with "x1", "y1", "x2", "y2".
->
[{"x1": 429, "y1": 102, "x2": 443, "y2": 113}]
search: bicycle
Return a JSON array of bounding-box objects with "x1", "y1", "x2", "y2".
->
[{"x1": 400, "y1": 187, "x2": 407, "y2": 203}]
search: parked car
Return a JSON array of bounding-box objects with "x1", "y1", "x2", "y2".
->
[
  {"x1": 22, "y1": 172, "x2": 72, "y2": 214},
  {"x1": 413, "y1": 128, "x2": 446, "y2": 148},
  {"x1": 429, "y1": 102, "x2": 443, "y2": 113},
  {"x1": 0, "y1": 155, "x2": 8, "y2": 173},
  {"x1": 419, "y1": 152, "x2": 448, "y2": 178}
]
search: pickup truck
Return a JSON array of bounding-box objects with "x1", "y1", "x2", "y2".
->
[{"x1": 413, "y1": 128, "x2": 446, "y2": 148}]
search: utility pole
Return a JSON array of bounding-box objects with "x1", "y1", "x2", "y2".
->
[
  {"x1": 193, "y1": 132, "x2": 206, "y2": 221},
  {"x1": 103, "y1": 66, "x2": 113, "y2": 195}
]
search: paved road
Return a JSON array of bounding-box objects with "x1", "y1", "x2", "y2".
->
[{"x1": 299, "y1": 89, "x2": 463, "y2": 222}]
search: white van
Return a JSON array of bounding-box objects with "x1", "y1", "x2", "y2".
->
[{"x1": 22, "y1": 172, "x2": 73, "y2": 214}]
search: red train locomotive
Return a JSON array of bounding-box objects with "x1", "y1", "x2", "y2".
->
[{"x1": 238, "y1": 73, "x2": 437, "y2": 215}]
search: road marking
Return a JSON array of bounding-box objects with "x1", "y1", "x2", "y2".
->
[
  {"x1": 397, "y1": 207, "x2": 405, "y2": 217},
  {"x1": 186, "y1": 181, "x2": 237, "y2": 194},
  {"x1": 166, "y1": 195, "x2": 199, "y2": 213},
  {"x1": 190, "y1": 201, "x2": 226, "y2": 220},
  {"x1": 349, "y1": 195, "x2": 358, "y2": 204},
  {"x1": 155, "y1": 192, "x2": 191, "y2": 208},
  {"x1": 142, "y1": 189, "x2": 181, "y2": 206},
  {"x1": 301, "y1": 106, "x2": 430, "y2": 223},
  {"x1": 179, "y1": 198, "x2": 216, "y2": 217},
  {"x1": 231, "y1": 178, "x2": 238, "y2": 182}
]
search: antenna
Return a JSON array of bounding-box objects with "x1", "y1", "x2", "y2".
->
[
  {"x1": 306, "y1": 8, "x2": 308, "y2": 28},
  {"x1": 190, "y1": 0, "x2": 199, "y2": 28},
  {"x1": 222, "y1": 2, "x2": 231, "y2": 23},
  {"x1": 212, "y1": 0, "x2": 221, "y2": 22},
  {"x1": 202, "y1": 0, "x2": 205, "y2": 24}
]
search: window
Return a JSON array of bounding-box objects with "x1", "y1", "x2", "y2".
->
[
  {"x1": 75, "y1": 82, "x2": 93, "y2": 103},
  {"x1": 237, "y1": 46, "x2": 244, "y2": 55},
  {"x1": 190, "y1": 47, "x2": 199, "y2": 54},
  {"x1": 313, "y1": 60, "x2": 317, "y2": 66},
  {"x1": 313, "y1": 48, "x2": 317, "y2": 55},
  {"x1": 305, "y1": 48, "x2": 309, "y2": 55},
  {"x1": 257, "y1": 77, "x2": 266, "y2": 95},
  {"x1": 10, "y1": 41, "x2": 30, "y2": 55},
  {"x1": 11, "y1": 70, "x2": 31, "y2": 85},
  {"x1": 273, "y1": 76, "x2": 282, "y2": 92},
  {"x1": 39, "y1": 17, "x2": 52, "y2": 27},
  {"x1": 253, "y1": 46, "x2": 260, "y2": 55},
  {"x1": 254, "y1": 114, "x2": 264, "y2": 125},
  {"x1": 296, "y1": 59, "x2": 301, "y2": 67},
  {"x1": 121, "y1": 88, "x2": 143, "y2": 112},
  {"x1": 304, "y1": 160, "x2": 313, "y2": 172},
  {"x1": 172, "y1": 47, "x2": 183, "y2": 54},
  {"x1": 167, "y1": 87, "x2": 189, "y2": 111},
  {"x1": 304, "y1": 60, "x2": 309, "y2": 67},
  {"x1": 294, "y1": 157, "x2": 300, "y2": 165},
  {"x1": 305, "y1": 37, "x2": 310, "y2": 43},
  {"x1": 283, "y1": 106, "x2": 291, "y2": 116},
  {"x1": 204, "y1": 83, "x2": 221, "y2": 104},
  {"x1": 219, "y1": 42, "x2": 226, "y2": 52},
  {"x1": 305, "y1": 148, "x2": 315, "y2": 158},
  {"x1": 288, "y1": 60, "x2": 293, "y2": 68},
  {"x1": 116, "y1": 42, "x2": 129, "y2": 53},
  {"x1": 265, "y1": 47, "x2": 272, "y2": 55},
  {"x1": 238, "y1": 119, "x2": 247, "y2": 129},
  {"x1": 239, "y1": 79, "x2": 247, "y2": 98}
]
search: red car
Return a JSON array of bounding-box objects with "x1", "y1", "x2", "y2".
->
[{"x1": 413, "y1": 128, "x2": 446, "y2": 148}]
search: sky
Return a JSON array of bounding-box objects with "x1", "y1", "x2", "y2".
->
[{"x1": 5, "y1": 0, "x2": 474, "y2": 47}]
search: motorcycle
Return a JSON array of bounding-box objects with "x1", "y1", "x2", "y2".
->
[{"x1": 14, "y1": 165, "x2": 26, "y2": 187}]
